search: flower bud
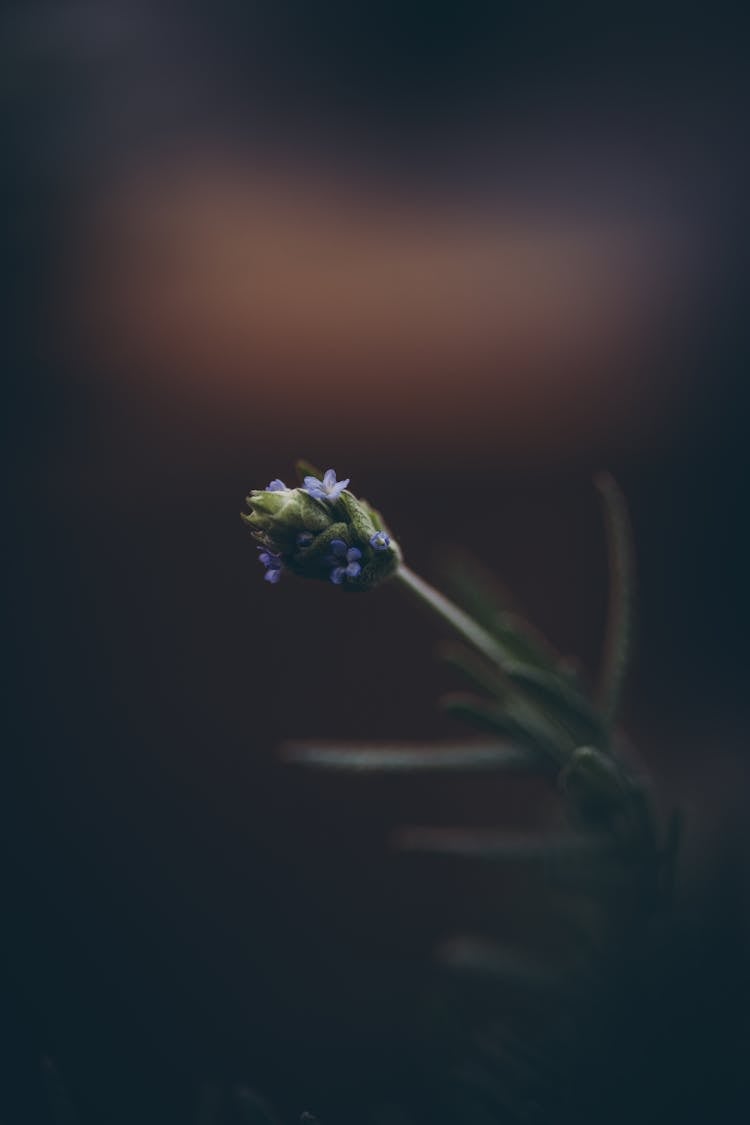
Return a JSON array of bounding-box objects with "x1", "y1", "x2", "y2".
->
[
  {"x1": 559, "y1": 744, "x2": 635, "y2": 828},
  {"x1": 243, "y1": 487, "x2": 331, "y2": 547},
  {"x1": 243, "y1": 467, "x2": 401, "y2": 591}
]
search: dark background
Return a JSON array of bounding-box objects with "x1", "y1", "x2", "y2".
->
[{"x1": 3, "y1": 3, "x2": 749, "y2": 1122}]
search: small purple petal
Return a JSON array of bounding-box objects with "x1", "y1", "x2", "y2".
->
[
  {"x1": 264, "y1": 567, "x2": 282, "y2": 583},
  {"x1": 266, "y1": 479, "x2": 288, "y2": 491},
  {"x1": 330, "y1": 567, "x2": 345, "y2": 585},
  {"x1": 369, "y1": 531, "x2": 390, "y2": 551},
  {"x1": 258, "y1": 547, "x2": 282, "y2": 567},
  {"x1": 329, "y1": 539, "x2": 348, "y2": 557},
  {"x1": 302, "y1": 469, "x2": 349, "y2": 503},
  {"x1": 345, "y1": 561, "x2": 361, "y2": 578},
  {"x1": 346, "y1": 547, "x2": 362, "y2": 563}
]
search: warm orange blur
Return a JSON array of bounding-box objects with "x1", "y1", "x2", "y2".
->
[{"x1": 63, "y1": 151, "x2": 701, "y2": 464}]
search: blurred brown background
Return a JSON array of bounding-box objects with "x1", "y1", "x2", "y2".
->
[{"x1": 3, "y1": 3, "x2": 749, "y2": 1122}]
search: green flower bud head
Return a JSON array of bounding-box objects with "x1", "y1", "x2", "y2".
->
[{"x1": 242, "y1": 463, "x2": 401, "y2": 591}]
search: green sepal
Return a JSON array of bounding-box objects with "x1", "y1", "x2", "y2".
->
[
  {"x1": 360, "y1": 498, "x2": 386, "y2": 532},
  {"x1": 336, "y1": 490, "x2": 377, "y2": 541},
  {"x1": 243, "y1": 487, "x2": 332, "y2": 549}
]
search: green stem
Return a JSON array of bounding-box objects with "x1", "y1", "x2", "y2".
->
[
  {"x1": 394, "y1": 564, "x2": 576, "y2": 766},
  {"x1": 394, "y1": 564, "x2": 510, "y2": 668}
]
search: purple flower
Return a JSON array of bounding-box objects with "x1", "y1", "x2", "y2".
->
[
  {"x1": 327, "y1": 539, "x2": 362, "y2": 584},
  {"x1": 369, "y1": 531, "x2": 390, "y2": 551},
  {"x1": 258, "y1": 546, "x2": 284, "y2": 584},
  {"x1": 303, "y1": 469, "x2": 350, "y2": 504},
  {"x1": 266, "y1": 479, "x2": 288, "y2": 492}
]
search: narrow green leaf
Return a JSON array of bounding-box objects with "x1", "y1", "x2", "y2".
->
[
  {"x1": 439, "y1": 548, "x2": 562, "y2": 671},
  {"x1": 294, "y1": 458, "x2": 323, "y2": 483},
  {"x1": 441, "y1": 692, "x2": 571, "y2": 763},
  {"x1": 501, "y1": 661, "x2": 608, "y2": 747},
  {"x1": 437, "y1": 640, "x2": 513, "y2": 699},
  {"x1": 281, "y1": 739, "x2": 542, "y2": 773},
  {"x1": 491, "y1": 608, "x2": 566, "y2": 673},
  {"x1": 595, "y1": 472, "x2": 636, "y2": 725},
  {"x1": 439, "y1": 608, "x2": 604, "y2": 748}
]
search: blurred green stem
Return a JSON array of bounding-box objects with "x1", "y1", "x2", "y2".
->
[
  {"x1": 393, "y1": 565, "x2": 585, "y2": 768},
  {"x1": 395, "y1": 564, "x2": 509, "y2": 668}
]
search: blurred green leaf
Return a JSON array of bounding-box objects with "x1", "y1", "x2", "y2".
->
[
  {"x1": 294, "y1": 458, "x2": 323, "y2": 483},
  {"x1": 441, "y1": 693, "x2": 571, "y2": 763},
  {"x1": 282, "y1": 739, "x2": 543, "y2": 773},
  {"x1": 439, "y1": 548, "x2": 562, "y2": 672}
]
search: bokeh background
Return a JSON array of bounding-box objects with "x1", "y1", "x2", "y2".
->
[{"x1": 4, "y1": 3, "x2": 749, "y2": 1122}]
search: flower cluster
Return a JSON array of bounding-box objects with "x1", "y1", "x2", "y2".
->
[
  {"x1": 327, "y1": 540, "x2": 362, "y2": 585},
  {"x1": 242, "y1": 465, "x2": 400, "y2": 592},
  {"x1": 258, "y1": 547, "x2": 284, "y2": 583}
]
